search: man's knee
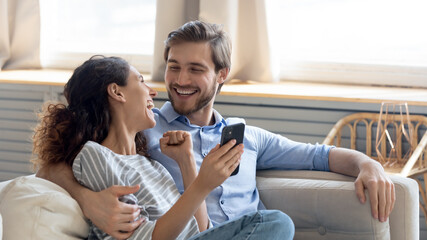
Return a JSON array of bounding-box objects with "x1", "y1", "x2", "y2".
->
[{"x1": 260, "y1": 210, "x2": 295, "y2": 237}]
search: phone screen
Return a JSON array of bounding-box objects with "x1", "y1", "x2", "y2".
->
[{"x1": 220, "y1": 123, "x2": 245, "y2": 176}]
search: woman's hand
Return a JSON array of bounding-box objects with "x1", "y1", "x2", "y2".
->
[
  {"x1": 159, "y1": 131, "x2": 194, "y2": 166},
  {"x1": 196, "y1": 140, "x2": 244, "y2": 191}
]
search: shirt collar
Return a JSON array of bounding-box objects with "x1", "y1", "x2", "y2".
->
[
  {"x1": 159, "y1": 101, "x2": 226, "y2": 127},
  {"x1": 159, "y1": 101, "x2": 181, "y2": 123}
]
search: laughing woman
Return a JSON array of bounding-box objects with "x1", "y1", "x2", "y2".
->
[{"x1": 32, "y1": 56, "x2": 292, "y2": 240}]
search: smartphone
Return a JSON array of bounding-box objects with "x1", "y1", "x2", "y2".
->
[{"x1": 220, "y1": 123, "x2": 245, "y2": 176}]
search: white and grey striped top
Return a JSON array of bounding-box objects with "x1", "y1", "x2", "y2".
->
[{"x1": 72, "y1": 141, "x2": 200, "y2": 240}]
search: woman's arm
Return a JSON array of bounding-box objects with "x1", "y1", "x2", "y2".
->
[
  {"x1": 36, "y1": 163, "x2": 142, "y2": 240},
  {"x1": 155, "y1": 136, "x2": 243, "y2": 240},
  {"x1": 160, "y1": 131, "x2": 209, "y2": 231}
]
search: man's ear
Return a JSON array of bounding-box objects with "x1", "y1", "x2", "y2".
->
[
  {"x1": 216, "y1": 68, "x2": 230, "y2": 84},
  {"x1": 107, "y1": 83, "x2": 126, "y2": 103}
]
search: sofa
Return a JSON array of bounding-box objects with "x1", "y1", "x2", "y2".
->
[{"x1": 0, "y1": 170, "x2": 420, "y2": 240}]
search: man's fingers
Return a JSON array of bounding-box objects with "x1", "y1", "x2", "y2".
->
[
  {"x1": 390, "y1": 182, "x2": 396, "y2": 215},
  {"x1": 377, "y1": 181, "x2": 386, "y2": 222},
  {"x1": 367, "y1": 182, "x2": 379, "y2": 220},
  {"x1": 116, "y1": 207, "x2": 141, "y2": 221},
  {"x1": 117, "y1": 216, "x2": 145, "y2": 232},
  {"x1": 110, "y1": 185, "x2": 140, "y2": 197},
  {"x1": 108, "y1": 185, "x2": 141, "y2": 214},
  {"x1": 354, "y1": 179, "x2": 366, "y2": 204},
  {"x1": 384, "y1": 180, "x2": 395, "y2": 221}
]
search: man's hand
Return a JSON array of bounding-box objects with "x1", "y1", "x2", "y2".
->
[
  {"x1": 37, "y1": 163, "x2": 145, "y2": 239},
  {"x1": 81, "y1": 185, "x2": 144, "y2": 240},
  {"x1": 354, "y1": 161, "x2": 395, "y2": 222},
  {"x1": 329, "y1": 147, "x2": 396, "y2": 222}
]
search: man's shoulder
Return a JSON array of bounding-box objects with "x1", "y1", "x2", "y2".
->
[{"x1": 224, "y1": 117, "x2": 246, "y2": 125}]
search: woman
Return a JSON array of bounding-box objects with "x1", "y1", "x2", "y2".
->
[{"x1": 32, "y1": 56, "x2": 293, "y2": 240}]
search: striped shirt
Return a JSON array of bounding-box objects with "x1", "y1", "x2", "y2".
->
[{"x1": 72, "y1": 141, "x2": 200, "y2": 240}]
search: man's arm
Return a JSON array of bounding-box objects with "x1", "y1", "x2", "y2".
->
[
  {"x1": 36, "y1": 162, "x2": 143, "y2": 240},
  {"x1": 328, "y1": 147, "x2": 396, "y2": 222}
]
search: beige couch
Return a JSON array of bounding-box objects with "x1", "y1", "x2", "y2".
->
[
  {"x1": 257, "y1": 170, "x2": 419, "y2": 240},
  {"x1": 0, "y1": 171, "x2": 419, "y2": 240}
]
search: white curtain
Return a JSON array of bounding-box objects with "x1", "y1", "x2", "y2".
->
[
  {"x1": 0, "y1": 0, "x2": 40, "y2": 70},
  {"x1": 151, "y1": 0, "x2": 278, "y2": 83}
]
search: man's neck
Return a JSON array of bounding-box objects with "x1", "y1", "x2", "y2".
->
[{"x1": 186, "y1": 108, "x2": 215, "y2": 127}]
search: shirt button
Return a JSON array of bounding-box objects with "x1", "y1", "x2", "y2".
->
[
  {"x1": 202, "y1": 152, "x2": 207, "y2": 157},
  {"x1": 220, "y1": 200, "x2": 224, "y2": 204}
]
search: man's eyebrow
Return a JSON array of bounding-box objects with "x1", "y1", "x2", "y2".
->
[
  {"x1": 167, "y1": 59, "x2": 208, "y2": 69},
  {"x1": 167, "y1": 59, "x2": 179, "y2": 64},
  {"x1": 188, "y1": 62, "x2": 208, "y2": 69}
]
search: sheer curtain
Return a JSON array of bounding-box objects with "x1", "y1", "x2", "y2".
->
[
  {"x1": 151, "y1": 0, "x2": 277, "y2": 83},
  {"x1": 0, "y1": 0, "x2": 40, "y2": 70}
]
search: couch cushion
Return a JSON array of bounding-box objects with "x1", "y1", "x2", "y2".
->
[
  {"x1": 0, "y1": 175, "x2": 89, "y2": 239},
  {"x1": 257, "y1": 170, "x2": 420, "y2": 240},
  {"x1": 257, "y1": 176, "x2": 391, "y2": 240}
]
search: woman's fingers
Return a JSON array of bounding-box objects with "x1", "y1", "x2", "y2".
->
[
  {"x1": 163, "y1": 130, "x2": 188, "y2": 145},
  {"x1": 206, "y1": 139, "x2": 237, "y2": 160},
  {"x1": 220, "y1": 144, "x2": 244, "y2": 165},
  {"x1": 206, "y1": 143, "x2": 243, "y2": 176}
]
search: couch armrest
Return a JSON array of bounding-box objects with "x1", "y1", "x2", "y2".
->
[{"x1": 256, "y1": 170, "x2": 419, "y2": 240}]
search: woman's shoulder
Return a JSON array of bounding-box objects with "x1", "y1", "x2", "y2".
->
[
  {"x1": 79, "y1": 141, "x2": 104, "y2": 155},
  {"x1": 74, "y1": 141, "x2": 109, "y2": 163}
]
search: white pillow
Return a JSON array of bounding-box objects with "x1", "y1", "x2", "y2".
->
[{"x1": 0, "y1": 175, "x2": 89, "y2": 240}]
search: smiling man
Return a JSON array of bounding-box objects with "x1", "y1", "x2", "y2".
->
[{"x1": 142, "y1": 20, "x2": 396, "y2": 227}]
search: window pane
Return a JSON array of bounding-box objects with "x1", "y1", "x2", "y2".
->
[
  {"x1": 266, "y1": 0, "x2": 427, "y2": 86},
  {"x1": 40, "y1": 0, "x2": 156, "y2": 71}
]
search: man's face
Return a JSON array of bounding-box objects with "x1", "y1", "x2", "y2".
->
[{"x1": 165, "y1": 41, "x2": 225, "y2": 116}]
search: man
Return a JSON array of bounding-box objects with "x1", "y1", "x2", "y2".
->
[{"x1": 39, "y1": 21, "x2": 395, "y2": 239}]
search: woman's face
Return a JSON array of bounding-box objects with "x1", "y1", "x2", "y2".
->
[{"x1": 122, "y1": 65, "x2": 158, "y2": 131}]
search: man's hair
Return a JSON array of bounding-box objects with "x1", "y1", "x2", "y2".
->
[{"x1": 164, "y1": 20, "x2": 232, "y2": 73}]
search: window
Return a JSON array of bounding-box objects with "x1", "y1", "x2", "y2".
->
[
  {"x1": 266, "y1": 0, "x2": 427, "y2": 87},
  {"x1": 40, "y1": 0, "x2": 156, "y2": 72}
]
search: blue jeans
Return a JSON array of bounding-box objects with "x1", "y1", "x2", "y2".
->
[{"x1": 188, "y1": 210, "x2": 294, "y2": 240}]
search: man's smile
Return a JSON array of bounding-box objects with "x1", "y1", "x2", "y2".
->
[{"x1": 174, "y1": 87, "x2": 198, "y2": 96}]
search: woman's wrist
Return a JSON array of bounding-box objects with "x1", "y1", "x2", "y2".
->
[
  {"x1": 191, "y1": 177, "x2": 212, "y2": 197},
  {"x1": 177, "y1": 154, "x2": 197, "y2": 173},
  {"x1": 178, "y1": 154, "x2": 198, "y2": 188}
]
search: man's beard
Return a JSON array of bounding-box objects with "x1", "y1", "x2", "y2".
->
[{"x1": 168, "y1": 85, "x2": 216, "y2": 116}]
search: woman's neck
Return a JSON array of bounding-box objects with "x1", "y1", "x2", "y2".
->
[{"x1": 101, "y1": 121, "x2": 137, "y2": 155}]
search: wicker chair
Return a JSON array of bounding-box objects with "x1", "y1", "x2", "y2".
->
[{"x1": 322, "y1": 112, "x2": 427, "y2": 226}]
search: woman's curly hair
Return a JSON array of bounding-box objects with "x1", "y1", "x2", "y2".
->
[{"x1": 32, "y1": 56, "x2": 148, "y2": 170}]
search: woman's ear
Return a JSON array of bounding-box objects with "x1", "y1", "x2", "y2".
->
[
  {"x1": 216, "y1": 68, "x2": 230, "y2": 84},
  {"x1": 107, "y1": 83, "x2": 126, "y2": 103}
]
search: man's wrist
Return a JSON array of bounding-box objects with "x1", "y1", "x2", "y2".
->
[{"x1": 359, "y1": 157, "x2": 383, "y2": 172}]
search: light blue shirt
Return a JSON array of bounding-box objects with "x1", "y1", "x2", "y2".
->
[{"x1": 144, "y1": 101, "x2": 332, "y2": 226}]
